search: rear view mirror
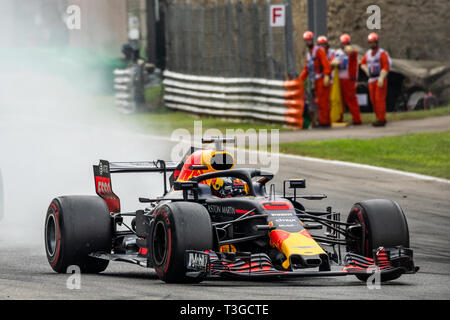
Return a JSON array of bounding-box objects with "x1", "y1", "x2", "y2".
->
[
  {"x1": 288, "y1": 179, "x2": 306, "y2": 189},
  {"x1": 174, "y1": 181, "x2": 199, "y2": 191},
  {"x1": 174, "y1": 181, "x2": 199, "y2": 201}
]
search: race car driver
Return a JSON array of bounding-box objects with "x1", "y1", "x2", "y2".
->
[
  {"x1": 300, "y1": 31, "x2": 332, "y2": 128},
  {"x1": 360, "y1": 32, "x2": 391, "y2": 127},
  {"x1": 211, "y1": 178, "x2": 248, "y2": 198}
]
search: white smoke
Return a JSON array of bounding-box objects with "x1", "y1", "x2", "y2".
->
[{"x1": 0, "y1": 1, "x2": 166, "y2": 248}]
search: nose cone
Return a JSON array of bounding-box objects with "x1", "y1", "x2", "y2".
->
[
  {"x1": 270, "y1": 229, "x2": 326, "y2": 270},
  {"x1": 290, "y1": 254, "x2": 322, "y2": 268}
]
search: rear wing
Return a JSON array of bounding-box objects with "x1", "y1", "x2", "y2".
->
[
  {"x1": 93, "y1": 159, "x2": 178, "y2": 213},
  {"x1": 108, "y1": 160, "x2": 179, "y2": 173}
]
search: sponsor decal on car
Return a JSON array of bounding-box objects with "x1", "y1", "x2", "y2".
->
[
  {"x1": 186, "y1": 251, "x2": 209, "y2": 271},
  {"x1": 207, "y1": 204, "x2": 235, "y2": 215}
]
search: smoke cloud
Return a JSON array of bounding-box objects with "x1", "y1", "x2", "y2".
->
[{"x1": 0, "y1": 1, "x2": 165, "y2": 248}]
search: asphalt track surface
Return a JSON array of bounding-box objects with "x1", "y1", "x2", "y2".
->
[{"x1": 0, "y1": 74, "x2": 449, "y2": 300}]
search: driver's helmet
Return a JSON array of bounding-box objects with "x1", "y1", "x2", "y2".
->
[{"x1": 210, "y1": 177, "x2": 248, "y2": 198}]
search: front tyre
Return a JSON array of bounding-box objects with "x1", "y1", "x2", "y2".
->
[
  {"x1": 346, "y1": 199, "x2": 410, "y2": 282},
  {"x1": 45, "y1": 196, "x2": 112, "y2": 274},
  {"x1": 151, "y1": 202, "x2": 213, "y2": 283}
]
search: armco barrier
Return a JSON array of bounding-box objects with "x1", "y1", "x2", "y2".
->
[
  {"x1": 114, "y1": 63, "x2": 161, "y2": 113},
  {"x1": 163, "y1": 70, "x2": 305, "y2": 127},
  {"x1": 114, "y1": 67, "x2": 138, "y2": 113}
]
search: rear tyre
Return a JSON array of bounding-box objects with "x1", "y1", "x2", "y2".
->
[
  {"x1": 151, "y1": 202, "x2": 213, "y2": 283},
  {"x1": 45, "y1": 196, "x2": 112, "y2": 274},
  {"x1": 346, "y1": 199, "x2": 409, "y2": 282}
]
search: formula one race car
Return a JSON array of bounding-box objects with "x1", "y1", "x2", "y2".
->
[{"x1": 44, "y1": 138, "x2": 419, "y2": 283}]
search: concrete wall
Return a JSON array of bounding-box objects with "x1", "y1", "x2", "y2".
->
[
  {"x1": 0, "y1": 0, "x2": 128, "y2": 55},
  {"x1": 165, "y1": 0, "x2": 449, "y2": 77},
  {"x1": 68, "y1": 0, "x2": 128, "y2": 54},
  {"x1": 0, "y1": 0, "x2": 69, "y2": 47},
  {"x1": 327, "y1": 0, "x2": 450, "y2": 62},
  {"x1": 292, "y1": 0, "x2": 450, "y2": 72},
  {"x1": 2, "y1": 0, "x2": 446, "y2": 71}
]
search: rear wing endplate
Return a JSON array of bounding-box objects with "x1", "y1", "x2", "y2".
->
[{"x1": 93, "y1": 159, "x2": 178, "y2": 213}]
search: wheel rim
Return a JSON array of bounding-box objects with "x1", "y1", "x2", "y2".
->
[
  {"x1": 347, "y1": 207, "x2": 370, "y2": 257},
  {"x1": 153, "y1": 220, "x2": 168, "y2": 266},
  {"x1": 45, "y1": 214, "x2": 57, "y2": 257},
  {"x1": 346, "y1": 211, "x2": 362, "y2": 254}
]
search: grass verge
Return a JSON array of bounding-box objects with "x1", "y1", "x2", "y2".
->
[
  {"x1": 279, "y1": 131, "x2": 450, "y2": 179},
  {"x1": 127, "y1": 106, "x2": 291, "y2": 135},
  {"x1": 123, "y1": 104, "x2": 450, "y2": 136},
  {"x1": 343, "y1": 105, "x2": 450, "y2": 123}
]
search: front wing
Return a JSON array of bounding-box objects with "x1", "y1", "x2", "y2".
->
[{"x1": 185, "y1": 247, "x2": 419, "y2": 280}]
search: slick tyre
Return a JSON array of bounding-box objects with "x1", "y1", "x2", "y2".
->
[
  {"x1": 346, "y1": 199, "x2": 409, "y2": 282},
  {"x1": 45, "y1": 196, "x2": 112, "y2": 274},
  {"x1": 151, "y1": 202, "x2": 213, "y2": 283}
]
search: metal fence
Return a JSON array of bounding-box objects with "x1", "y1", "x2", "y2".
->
[
  {"x1": 164, "y1": 0, "x2": 290, "y2": 80},
  {"x1": 160, "y1": 1, "x2": 305, "y2": 126}
]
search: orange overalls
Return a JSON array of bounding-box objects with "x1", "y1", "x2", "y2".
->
[
  {"x1": 300, "y1": 45, "x2": 332, "y2": 126},
  {"x1": 361, "y1": 48, "x2": 391, "y2": 122},
  {"x1": 326, "y1": 48, "x2": 335, "y2": 84},
  {"x1": 334, "y1": 48, "x2": 362, "y2": 123}
]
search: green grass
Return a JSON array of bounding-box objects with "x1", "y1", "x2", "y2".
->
[
  {"x1": 343, "y1": 105, "x2": 450, "y2": 123},
  {"x1": 144, "y1": 85, "x2": 164, "y2": 102},
  {"x1": 127, "y1": 106, "x2": 291, "y2": 135},
  {"x1": 123, "y1": 102, "x2": 450, "y2": 136},
  {"x1": 94, "y1": 95, "x2": 290, "y2": 135},
  {"x1": 126, "y1": 103, "x2": 450, "y2": 135},
  {"x1": 279, "y1": 131, "x2": 450, "y2": 179}
]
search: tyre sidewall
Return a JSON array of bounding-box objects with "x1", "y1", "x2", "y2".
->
[
  {"x1": 45, "y1": 196, "x2": 112, "y2": 273},
  {"x1": 360, "y1": 200, "x2": 409, "y2": 256},
  {"x1": 347, "y1": 200, "x2": 409, "y2": 257},
  {"x1": 151, "y1": 203, "x2": 213, "y2": 283},
  {"x1": 152, "y1": 206, "x2": 178, "y2": 281},
  {"x1": 45, "y1": 201, "x2": 65, "y2": 272}
]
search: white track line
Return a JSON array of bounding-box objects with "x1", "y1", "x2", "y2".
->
[
  {"x1": 272, "y1": 152, "x2": 450, "y2": 184},
  {"x1": 20, "y1": 117, "x2": 447, "y2": 185},
  {"x1": 153, "y1": 135, "x2": 450, "y2": 185}
]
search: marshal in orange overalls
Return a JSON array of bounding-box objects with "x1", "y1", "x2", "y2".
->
[
  {"x1": 300, "y1": 45, "x2": 332, "y2": 126},
  {"x1": 334, "y1": 48, "x2": 362, "y2": 124},
  {"x1": 361, "y1": 48, "x2": 391, "y2": 123}
]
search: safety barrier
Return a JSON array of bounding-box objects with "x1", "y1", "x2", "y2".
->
[
  {"x1": 114, "y1": 66, "x2": 140, "y2": 113},
  {"x1": 163, "y1": 70, "x2": 305, "y2": 127},
  {"x1": 114, "y1": 63, "x2": 161, "y2": 113}
]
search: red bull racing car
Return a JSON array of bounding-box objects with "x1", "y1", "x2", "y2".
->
[{"x1": 44, "y1": 138, "x2": 418, "y2": 283}]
